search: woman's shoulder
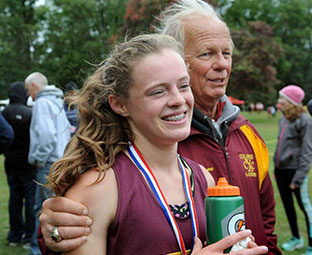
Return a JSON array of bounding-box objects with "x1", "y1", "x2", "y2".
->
[
  {"x1": 65, "y1": 167, "x2": 118, "y2": 211},
  {"x1": 300, "y1": 112, "x2": 312, "y2": 123},
  {"x1": 181, "y1": 156, "x2": 215, "y2": 188}
]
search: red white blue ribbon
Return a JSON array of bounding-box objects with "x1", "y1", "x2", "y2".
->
[{"x1": 127, "y1": 143, "x2": 199, "y2": 255}]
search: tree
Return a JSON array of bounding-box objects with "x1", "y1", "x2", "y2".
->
[
  {"x1": 36, "y1": 0, "x2": 127, "y2": 88},
  {"x1": 0, "y1": 0, "x2": 39, "y2": 98},
  {"x1": 228, "y1": 21, "x2": 284, "y2": 105},
  {"x1": 122, "y1": 0, "x2": 217, "y2": 36},
  {"x1": 218, "y1": 0, "x2": 312, "y2": 103}
]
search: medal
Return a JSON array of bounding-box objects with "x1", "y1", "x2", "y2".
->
[{"x1": 127, "y1": 143, "x2": 199, "y2": 255}]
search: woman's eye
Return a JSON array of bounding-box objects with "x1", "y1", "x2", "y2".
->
[
  {"x1": 179, "y1": 84, "x2": 191, "y2": 90},
  {"x1": 148, "y1": 90, "x2": 164, "y2": 96}
]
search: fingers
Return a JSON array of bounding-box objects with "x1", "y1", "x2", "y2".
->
[
  {"x1": 42, "y1": 197, "x2": 88, "y2": 215},
  {"x1": 210, "y1": 230, "x2": 252, "y2": 251},
  {"x1": 44, "y1": 235, "x2": 88, "y2": 253},
  {"x1": 40, "y1": 197, "x2": 92, "y2": 252},
  {"x1": 246, "y1": 241, "x2": 258, "y2": 248},
  {"x1": 57, "y1": 226, "x2": 91, "y2": 239},
  {"x1": 191, "y1": 237, "x2": 203, "y2": 254},
  {"x1": 231, "y1": 245, "x2": 268, "y2": 254},
  {"x1": 40, "y1": 211, "x2": 92, "y2": 227}
]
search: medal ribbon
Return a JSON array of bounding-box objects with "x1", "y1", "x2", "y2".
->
[{"x1": 127, "y1": 143, "x2": 199, "y2": 255}]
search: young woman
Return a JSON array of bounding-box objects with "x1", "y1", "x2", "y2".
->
[
  {"x1": 274, "y1": 85, "x2": 312, "y2": 255},
  {"x1": 47, "y1": 34, "x2": 268, "y2": 255}
]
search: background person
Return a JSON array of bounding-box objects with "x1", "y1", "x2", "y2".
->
[
  {"x1": 308, "y1": 99, "x2": 312, "y2": 116},
  {"x1": 38, "y1": 0, "x2": 280, "y2": 254},
  {"x1": 0, "y1": 112, "x2": 14, "y2": 153},
  {"x1": 274, "y1": 85, "x2": 312, "y2": 255},
  {"x1": 2, "y1": 82, "x2": 36, "y2": 249},
  {"x1": 63, "y1": 81, "x2": 79, "y2": 136},
  {"x1": 25, "y1": 72, "x2": 71, "y2": 255}
]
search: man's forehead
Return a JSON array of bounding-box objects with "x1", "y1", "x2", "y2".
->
[{"x1": 184, "y1": 16, "x2": 231, "y2": 40}]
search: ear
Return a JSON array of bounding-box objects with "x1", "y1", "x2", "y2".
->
[{"x1": 108, "y1": 94, "x2": 129, "y2": 117}]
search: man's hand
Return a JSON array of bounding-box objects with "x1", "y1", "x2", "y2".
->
[
  {"x1": 191, "y1": 230, "x2": 268, "y2": 255},
  {"x1": 40, "y1": 197, "x2": 92, "y2": 252}
]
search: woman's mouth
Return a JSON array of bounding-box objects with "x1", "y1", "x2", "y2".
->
[{"x1": 162, "y1": 112, "x2": 186, "y2": 122}]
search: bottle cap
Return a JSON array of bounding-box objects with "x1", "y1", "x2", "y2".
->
[{"x1": 207, "y1": 177, "x2": 240, "y2": 196}]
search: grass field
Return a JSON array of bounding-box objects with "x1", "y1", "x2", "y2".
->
[{"x1": 0, "y1": 111, "x2": 310, "y2": 254}]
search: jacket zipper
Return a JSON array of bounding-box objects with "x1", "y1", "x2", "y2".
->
[
  {"x1": 205, "y1": 116, "x2": 232, "y2": 184},
  {"x1": 222, "y1": 146, "x2": 232, "y2": 184}
]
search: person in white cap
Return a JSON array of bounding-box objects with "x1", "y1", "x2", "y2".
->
[{"x1": 274, "y1": 85, "x2": 312, "y2": 255}]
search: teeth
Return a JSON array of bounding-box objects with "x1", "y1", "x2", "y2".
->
[{"x1": 164, "y1": 113, "x2": 185, "y2": 121}]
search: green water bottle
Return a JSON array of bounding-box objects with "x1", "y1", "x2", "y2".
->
[{"x1": 205, "y1": 177, "x2": 245, "y2": 253}]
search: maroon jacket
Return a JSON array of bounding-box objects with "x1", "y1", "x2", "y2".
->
[{"x1": 178, "y1": 96, "x2": 281, "y2": 255}]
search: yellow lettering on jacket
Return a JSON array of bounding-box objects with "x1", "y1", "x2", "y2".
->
[{"x1": 239, "y1": 153, "x2": 257, "y2": 177}]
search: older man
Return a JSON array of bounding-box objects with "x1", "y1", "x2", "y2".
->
[
  {"x1": 38, "y1": 1, "x2": 281, "y2": 254},
  {"x1": 25, "y1": 72, "x2": 71, "y2": 255}
]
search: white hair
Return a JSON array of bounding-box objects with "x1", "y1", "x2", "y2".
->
[
  {"x1": 157, "y1": 0, "x2": 231, "y2": 47},
  {"x1": 25, "y1": 72, "x2": 48, "y2": 88}
]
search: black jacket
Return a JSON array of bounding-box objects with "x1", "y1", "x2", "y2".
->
[{"x1": 2, "y1": 82, "x2": 36, "y2": 173}]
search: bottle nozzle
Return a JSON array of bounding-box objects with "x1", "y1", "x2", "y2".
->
[{"x1": 207, "y1": 177, "x2": 240, "y2": 196}]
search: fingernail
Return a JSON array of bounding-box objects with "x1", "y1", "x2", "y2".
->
[
  {"x1": 86, "y1": 218, "x2": 92, "y2": 226},
  {"x1": 83, "y1": 209, "x2": 88, "y2": 215},
  {"x1": 262, "y1": 246, "x2": 268, "y2": 252},
  {"x1": 85, "y1": 227, "x2": 91, "y2": 235},
  {"x1": 245, "y1": 229, "x2": 251, "y2": 234},
  {"x1": 81, "y1": 236, "x2": 87, "y2": 242}
]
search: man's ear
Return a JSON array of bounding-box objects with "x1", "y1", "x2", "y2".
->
[{"x1": 108, "y1": 94, "x2": 129, "y2": 117}]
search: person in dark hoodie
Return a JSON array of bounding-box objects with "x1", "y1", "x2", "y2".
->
[{"x1": 2, "y1": 82, "x2": 36, "y2": 249}]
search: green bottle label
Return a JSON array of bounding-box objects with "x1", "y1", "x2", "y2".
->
[
  {"x1": 221, "y1": 204, "x2": 245, "y2": 235},
  {"x1": 205, "y1": 196, "x2": 245, "y2": 245}
]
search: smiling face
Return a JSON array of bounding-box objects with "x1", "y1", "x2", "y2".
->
[
  {"x1": 183, "y1": 15, "x2": 232, "y2": 114},
  {"x1": 119, "y1": 49, "x2": 193, "y2": 147}
]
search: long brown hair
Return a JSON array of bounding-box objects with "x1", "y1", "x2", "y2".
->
[
  {"x1": 46, "y1": 34, "x2": 184, "y2": 195},
  {"x1": 283, "y1": 103, "x2": 305, "y2": 122}
]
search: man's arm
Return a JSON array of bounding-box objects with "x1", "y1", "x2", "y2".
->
[
  {"x1": 29, "y1": 99, "x2": 58, "y2": 165},
  {"x1": 242, "y1": 122, "x2": 282, "y2": 254},
  {"x1": 38, "y1": 197, "x2": 92, "y2": 254},
  {"x1": 259, "y1": 174, "x2": 282, "y2": 255},
  {"x1": 0, "y1": 113, "x2": 14, "y2": 154}
]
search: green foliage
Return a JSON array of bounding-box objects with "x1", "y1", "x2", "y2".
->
[
  {"x1": 0, "y1": 0, "x2": 127, "y2": 95},
  {"x1": 0, "y1": 0, "x2": 311, "y2": 104},
  {"x1": 36, "y1": 0, "x2": 127, "y2": 88},
  {"x1": 0, "y1": 0, "x2": 38, "y2": 98},
  {"x1": 122, "y1": 0, "x2": 173, "y2": 36},
  {"x1": 228, "y1": 21, "x2": 284, "y2": 105},
  {"x1": 218, "y1": 0, "x2": 312, "y2": 104}
]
